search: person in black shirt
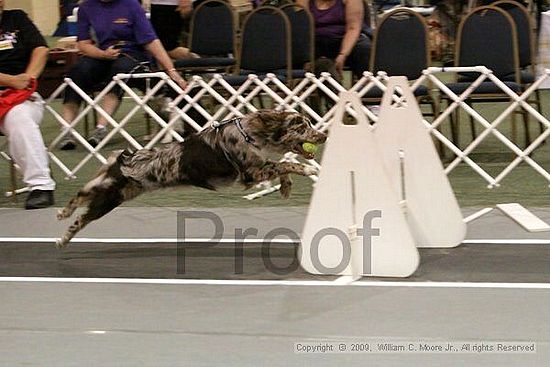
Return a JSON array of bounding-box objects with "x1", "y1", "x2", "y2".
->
[
  {"x1": 0, "y1": 1, "x2": 56, "y2": 209},
  {"x1": 150, "y1": 0, "x2": 198, "y2": 60}
]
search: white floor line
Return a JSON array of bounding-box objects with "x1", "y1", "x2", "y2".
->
[
  {"x1": 0, "y1": 276, "x2": 549, "y2": 289},
  {"x1": 462, "y1": 239, "x2": 550, "y2": 245},
  {"x1": 0, "y1": 237, "x2": 297, "y2": 244},
  {"x1": 2, "y1": 237, "x2": 550, "y2": 246},
  {"x1": 463, "y1": 207, "x2": 493, "y2": 223}
]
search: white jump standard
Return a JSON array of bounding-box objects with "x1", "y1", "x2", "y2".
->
[{"x1": 300, "y1": 78, "x2": 466, "y2": 278}]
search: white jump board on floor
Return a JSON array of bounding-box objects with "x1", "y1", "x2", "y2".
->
[{"x1": 496, "y1": 203, "x2": 550, "y2": 232}]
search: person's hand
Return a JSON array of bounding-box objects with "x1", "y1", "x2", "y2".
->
[
  {"x1": 8, "y1": 73, "x2": 33, "y2": 89},
  {"x1": 167, "y1": 69, "x2": 187, "y2": 90},
  {"x1": 102, "y1": 46, "x2": 121, "y2": 60},
  {"x1": 334, "y1": 54, "x2": 346, "y2": 80}
]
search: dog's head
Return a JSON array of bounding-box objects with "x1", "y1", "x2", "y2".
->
[{"x1": 245, "y1": 110, "x2": 327, "y2": 159}]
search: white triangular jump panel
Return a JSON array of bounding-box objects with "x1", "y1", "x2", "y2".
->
[
  {"x1": 375, "y1": 77, "x2": 466, "y2": 248},
  {"x1": 300, "y1": 92, "x2": 419, "y2": 277}
]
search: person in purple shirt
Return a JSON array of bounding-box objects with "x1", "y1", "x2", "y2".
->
[
  {"x1": 60, "y1": 0, "x2": 187, "y2": 150},
  {"x1": 297, "y1": 0, "x2": 370, "y2": 79}
]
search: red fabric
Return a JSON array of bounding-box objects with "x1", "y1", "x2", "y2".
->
[{"x1": 0, "y1": 78, "x2": 38, "y2": 122}]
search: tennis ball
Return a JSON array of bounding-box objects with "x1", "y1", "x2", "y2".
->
[{"x1": 302, "y1": 142, "x2": 318, "y2": 154}]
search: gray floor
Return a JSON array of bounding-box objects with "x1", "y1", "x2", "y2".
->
[
  {"x1": 0, "y1": 282, "x2": 548, "y2": 366},
  {"x1": 3, "y1": 206, "x2": 550, "y2": 241},
  {"x1": 1, "y1": 206, "x2": 550, "y2": 366}
]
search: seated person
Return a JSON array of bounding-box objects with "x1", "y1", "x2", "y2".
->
[
  {"x1": 149, "y1": 0, "x2": 199, "y2": 60},
  {"x1": 60, "y1": 0, "x2": 187, "y2": 150},
  {"x1": 297, "y1": 0, "x2": 371, "y2": 79},
  {"x1": 0, "y1": 5, "x2": 56, "y2": 209}
]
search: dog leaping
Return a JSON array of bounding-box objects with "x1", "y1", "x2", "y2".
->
[{"x1": 56, "y1": 110, "x2": 327, "y2": 248}]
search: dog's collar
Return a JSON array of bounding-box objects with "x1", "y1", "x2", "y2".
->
[{"x1": 212, "y1": 117, "x2": 257, "y2": 147}]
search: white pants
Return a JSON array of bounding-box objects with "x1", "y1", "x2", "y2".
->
[{"x1": 0, "y1": 94, "x2": 56, "y2": 191}]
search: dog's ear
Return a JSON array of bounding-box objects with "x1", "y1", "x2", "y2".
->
[
  {"x1": 254, "y1": 110, "x2": 285, "y2": 126},
  {"x1": 270, "y1": 126, "x2": 286, "y2": 142},
  {"x1": 284, "y1": 112, "x2": 308, "y2": 126}
]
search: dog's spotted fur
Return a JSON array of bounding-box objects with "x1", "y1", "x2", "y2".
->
[{"x1": 56, "y1": 110, "x2": 326, "y2": 248}]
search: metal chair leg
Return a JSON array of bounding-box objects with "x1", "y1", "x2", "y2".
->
[
  {"x1": 467, "y1": 100, "x2": 477, "y2": 141},
  {"x1": 9, "y1": 157, "x2": 17, "y2": 202},
  {"x1": 521, "y1": 106, "x2": 531, "y2": 148},
  {"x1": 511, "y1": 106, "x2": 517, "y2": 145},
  {"x1": 426, "y1": 96, "x2": 445, "y2": 158},
  {"x1": 448, "y1": 99, "x2": 460, "y2": 150},
  {"x1": 535, "y1": 89, "x2": 545, "y2": 143}
]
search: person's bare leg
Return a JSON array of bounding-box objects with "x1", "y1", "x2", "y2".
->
[
  {"x1": 88, "y1": 92, "x2": 121, "y2": 147},
  {"x1": 59, "y1": 102, "x2": 80, "y2": 150},
  {"x1": 62, "y1": 102, "x2": 79, "y2": 126},
  {"x1": 95, "y1": 92, "x2": 121, "y2": 128}
]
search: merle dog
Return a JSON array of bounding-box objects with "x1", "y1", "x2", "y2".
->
[{"x1": 56, "y1": 110, "x2": 327, "y2": 248}]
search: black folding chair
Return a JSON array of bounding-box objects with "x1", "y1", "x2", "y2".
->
[
  {"x1": 0, "y1": 134, "x2": 24, "y2": 201},
  {"x1": 280, "y1": 4, "x2": 315, "y2": 80},
  {"x1": 366, "y1": 8, "x2": 440, "y2": 152},
  {"x1": 440, "y1": 5, "x2": 523, "y2": 148},
  {"x1": 493, "y1": 0, "x2": 543, "y2": 145},
  {"x1": 369, "y1": 8, "x2": 432, "y2": 97},
  {"x1": 223, "y1": 6, "x2": 292, "y2": 86},
  {"x1": 173, "y1": 0, "x2": 237, "y2": 74}
]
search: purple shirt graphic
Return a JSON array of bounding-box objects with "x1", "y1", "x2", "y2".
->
[{"x1": 77, "y1": 0, "x2": 157, "y2": 52}]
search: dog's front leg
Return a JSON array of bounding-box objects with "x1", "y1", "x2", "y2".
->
[
  {"x1": 279, "y1": 174, "x2": 292, "y2": 199},
  {"x1": 252, "y1": 161, "x2": 318, "y2": 181},
  {"x1": 251, "y1": 162, "x2": 317, "y2": 198}
]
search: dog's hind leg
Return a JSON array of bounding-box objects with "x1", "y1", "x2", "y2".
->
[
  {"x1": 57, "y1": 191, "x2": 92, "y2": 220},
  {"x1": 56, "y1": 190, "x2": 124, "y2": 249},
  {"x1": 56, "y1": 213, "x2": 89, "y2": 248},
  {"x1": 57, "y1": 171, "x2": 114, "y2": 221},
  {"x1": 57, "y1": 152, "x2": 123, "y2": 221},
  {"x1": 56, "y1": 203, "x2": 120, "y2": 249}
]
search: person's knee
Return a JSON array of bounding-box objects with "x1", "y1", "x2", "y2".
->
[
  {"x1": 354, "y1": 37, "x2": 371, "y2": 59},
  {"x1": 67, "y1": 59, "x2": 96, "y2": 84},
  {"x1": 66, "y1": 58, "x2": 110, "y2": 98},
  {"x1": 110, "y1": 54, "x2": 148, "y2": 76},
  {"x1": 4, "y1": 111, "x2": 39, "y2": 141},
  {"x1": 64, "y1": 70, "x2": 99, "y2": 103}
]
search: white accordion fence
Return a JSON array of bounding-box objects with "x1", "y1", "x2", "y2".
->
[{"x1": 43, "y1": 67, "x2": 550, "y2": 197}]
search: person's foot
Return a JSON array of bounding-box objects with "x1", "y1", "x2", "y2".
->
[
  {"x1": 88, "y1": 126, "x2": 108, "y2": 147},
  {"x1": 59, "y1": 136, "x2": 76, "y2": 150},
  {"x1": 25, "y1": 190, "x2": 54, "y2": 210}
]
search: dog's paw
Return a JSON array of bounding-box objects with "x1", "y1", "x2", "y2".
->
[
  {"x1": 303, "y1": 165, "x2": 319, "y2": 177},
  {"x1": 56, "y1": 209, "x2": 67, "y2": 220},
  {"x1": 57, "y1": 208, "x2": 75, "y2": 220},
  {"x1": 55, "y1": 238, "x2": 68, "y2": 249}
]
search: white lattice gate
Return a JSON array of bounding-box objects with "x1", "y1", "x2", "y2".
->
[{"x1": 43, "y1": 67, "x2": 550, "y2": 197}]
